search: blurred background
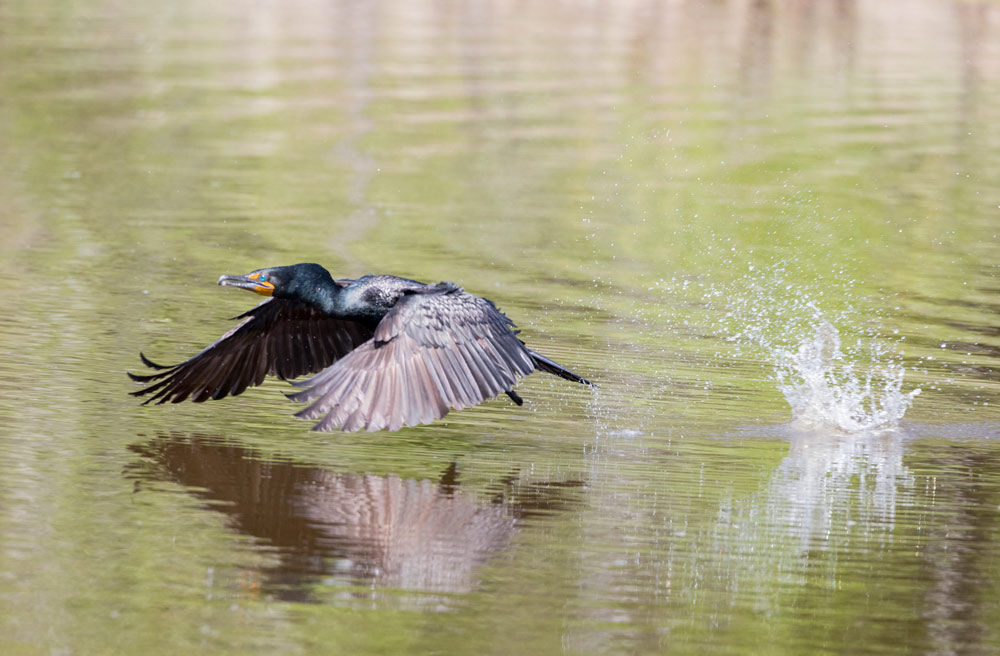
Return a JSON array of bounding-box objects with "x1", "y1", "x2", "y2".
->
[{"x1": 1, "y1": 0, "x2": 998, "y2": 654}]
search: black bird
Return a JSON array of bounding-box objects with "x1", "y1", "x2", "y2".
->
[{"x1": 129, "y1": 263, "x2": 592, "y2": 432}]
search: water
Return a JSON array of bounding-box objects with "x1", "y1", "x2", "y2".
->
[{"x1": 2, "y1": 0, "x2": 1000, "y2": 654}]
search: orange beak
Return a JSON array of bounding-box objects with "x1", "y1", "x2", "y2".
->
[{"x1": 218, "y1": 273, "x2": 275, "y2": 296}]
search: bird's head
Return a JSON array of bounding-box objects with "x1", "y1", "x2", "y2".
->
[{"x1": 218, "y1": 263, "x2": 333, "y2": 300}]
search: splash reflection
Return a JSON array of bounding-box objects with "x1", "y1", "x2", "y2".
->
[
  {"x1": 756, "y1": 428, "x2": 910, "y2": 550},
  {"x1": 715, "y1": 426, "x2": 914, "y2": 601},
  {"x1": 127, "y1": 435, "x2": 582, "y2": 603}
]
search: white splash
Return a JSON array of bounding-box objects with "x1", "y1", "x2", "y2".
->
[{"x1": 772, "y1": 321, "x2": 920, "y2": 433}]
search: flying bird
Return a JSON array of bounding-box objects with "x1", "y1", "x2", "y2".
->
[{"x1": 129, "y1": 263, "x2": 592, "y2": 432}]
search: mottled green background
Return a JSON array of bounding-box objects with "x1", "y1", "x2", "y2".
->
[{"x1": 1, "y1": 0, "x2": 998, "y2": 654}]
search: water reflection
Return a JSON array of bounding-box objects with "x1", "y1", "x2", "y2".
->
[
  {"x1": 914, "y1": 439, "x2": 996, "y2": 653},
  {"x1": 715, "y1": 425, "x2": 914, "y2": 584},
  {"x1": 127, "y1": 434, "x2": 583, "y2": 603},
  {"x1": 751, "y1": 427, "x2": 913, "y2": 552},
  {"x1": 711, "y1": 425, "x2": 999, "y2": 652}
]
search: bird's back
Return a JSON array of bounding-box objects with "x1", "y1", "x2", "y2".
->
[{"x1": 339, "y1": 274, "x2": 433, "y2": 324}]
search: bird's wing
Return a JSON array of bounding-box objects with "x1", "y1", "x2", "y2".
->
[
  {"x1": 289, "y1": 284, "x2": 536, "y2": 432},
  {"x1": 129, "y1": 297, "x2": 374, "y2": 404}
]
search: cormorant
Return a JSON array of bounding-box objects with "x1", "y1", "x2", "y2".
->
[{"x1": 129, "y1": 263, "x2": 593, "y2": 432}]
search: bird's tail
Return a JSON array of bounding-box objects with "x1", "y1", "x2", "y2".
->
[{"x1": 529, "y1": 350, "x2": 593, "y2": 387}]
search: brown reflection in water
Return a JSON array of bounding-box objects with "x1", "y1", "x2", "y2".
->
[
  {"x1": 918, "y1": 448, "x2": 997, "y2": 653},
  {"x1": 738, "y1": 0, "x2": 773, "y2": 106},
  {"x1": 324, "y1": 0, "x2": 378, "y2": 269},
  {"x1": 955, "y1": 0, "x2": 988, "y2": 160},
  {"x1": 127, "y1": 435, "x2": 582, "y2": 602}
]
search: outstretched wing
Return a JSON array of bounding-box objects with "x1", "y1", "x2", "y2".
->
[
  {"x1": 129, "y1": 297, "x2": 374, "y2": 404},
  {"x1": 289, "y1": 285, "x2": 536, "y2": 432}
]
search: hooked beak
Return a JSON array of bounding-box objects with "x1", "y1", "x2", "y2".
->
[{"x1": 218, "y1": 273, "x2": 275, "y2": 296}]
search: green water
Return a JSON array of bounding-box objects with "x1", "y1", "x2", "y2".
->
[{"x1": 1, "y1": 0, "x2": 999, "y2": 654}]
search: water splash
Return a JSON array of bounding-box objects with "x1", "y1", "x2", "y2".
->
[
  {"x1": 773, "y1": 321, "x2": 920, "y2": 432},
  {"x1": 696, "y1": 261, "x2": 921, "y2": 433}
]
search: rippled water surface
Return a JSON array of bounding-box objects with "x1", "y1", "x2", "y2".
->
[{"x1": 2, "y1": 0, "x2": 999, "y2": 654}]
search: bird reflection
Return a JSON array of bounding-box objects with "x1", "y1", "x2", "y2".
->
[{"x1": 127, "y1": 434, "x2": 582, "y2": 602}]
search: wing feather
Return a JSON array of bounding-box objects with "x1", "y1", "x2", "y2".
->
[
  {"x1": 420, "y1": 350, "x2": 453, "y2": 411},
  {"x1": 129, "y1": 297, "x2": 373, "y2": 405},
  {"x1": 292, "y1": 286, "x2": 537, "y2": 432},
  {"x1": 409, "y1": 355, "x2": 438, "y2": 425}
]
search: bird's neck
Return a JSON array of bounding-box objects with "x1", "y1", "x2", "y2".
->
[{"x1": 312, "y1": 284, "x2": 351, "y2": 318}]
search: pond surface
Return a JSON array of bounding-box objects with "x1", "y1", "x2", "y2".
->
[{"x1": 2, "y1": 0, "x2": 999, "y2": 653}]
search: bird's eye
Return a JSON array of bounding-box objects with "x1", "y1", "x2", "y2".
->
[{"x1": 258, "y1": 273, "x2": 268, "y2": 282}]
